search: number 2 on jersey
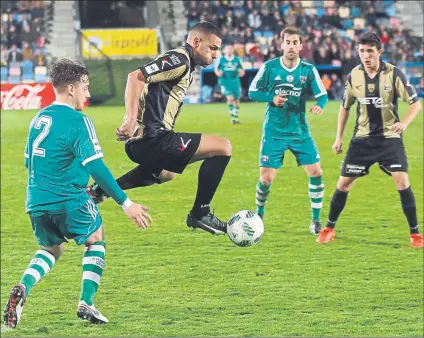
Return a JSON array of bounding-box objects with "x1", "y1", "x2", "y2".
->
[{"x1": 33, "y1": 115, "x2": 52, "y2": 157}]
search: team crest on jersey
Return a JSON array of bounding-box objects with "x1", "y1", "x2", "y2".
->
[
  {"x1": 368, "y1": 83, "x2": 375, "y2": 93},
  {"x1": 170, "y1": 54, "x2": 181, "y2": 65},
  {"x1": 261, "y1": 155, "x2": 269, "y2": 162},
  {"x1": 300, "y1": 76, "x2": 306, "y2": 84},
  {"x1": 286, "y1": 75, "x2": 293, "y2": 82}
]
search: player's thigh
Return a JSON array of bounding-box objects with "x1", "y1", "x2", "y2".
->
[
  {"x1": 233, "y1": 87, "x2": 241, "y2": 101},
  {"x1": 377, "y1": 138, "x2": 409, "y2": 176},
  {"x1": 340, "y1": 138, "x2": 375, "y2": 177},
  {"x1": 40, "y1": 244, "x2": 65, "y2": 259},
  {"x1": 29, "y1": 212, "x2": 68, "y2": 248},
  {"x1": 259, "y1": 135, "x2": 287, "y2": 169},
  {"x1": 55, "y1": 199, "x2": 103, "y2": 246},
  {"x1": 190, "y1": 133, "x2": 232, "y2": 163},
  {"x1": 289, "y1": 135, "x2": 321, "y2": 167}
]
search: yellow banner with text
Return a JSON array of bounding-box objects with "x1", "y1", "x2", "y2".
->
[{"x1": 81, "y1": 28, "x2": 158, "y2": 57}]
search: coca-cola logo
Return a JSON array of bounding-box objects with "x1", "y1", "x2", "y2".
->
[{"x1": 1, "y1": 84, "x2": 47, "y2": 110}]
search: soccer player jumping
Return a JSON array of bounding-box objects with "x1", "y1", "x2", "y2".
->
[
  {"x1": 317, "y1": 32, "x2": 423, "y2": 248},
  {"x1": 3, "y1": 60, "x2": 152, "y2": 328},
  {"x1": 214, "y1": 44, "x2": 245, "y2": 124},
  {"x1": 248, "y1": 27, "x2": 328, "y2": 234},
  {"x1": 91, "y1": 22, "x2": 231, "y2": 236}
]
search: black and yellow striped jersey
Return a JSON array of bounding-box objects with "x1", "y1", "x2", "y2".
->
[
  {"x1": 130, "y1": 43, "x2": 196, "y2": 141},
  {"x1": 342, "y1": 61, "x2": 419, "y2": 138}
]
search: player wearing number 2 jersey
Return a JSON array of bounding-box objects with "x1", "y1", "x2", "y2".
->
[{"x1": 3, "y1": 59, "x2": 152, "y2": 329}]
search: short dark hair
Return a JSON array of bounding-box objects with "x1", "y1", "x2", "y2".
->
[
  {"x1": 190, "y1": 21, "x2": 222, "y2": 38},
  {"x1": 49, "y1": 59, "x2": 89, "y2": 90},
  {"x1": 280, "y1": 26, "x2": 303, "y2": 43},
  {"x1": 359, "y1": 32, "x2": 382, "y2": 50}
]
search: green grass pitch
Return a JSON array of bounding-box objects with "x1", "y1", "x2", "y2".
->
[{"x1": 1, "y1": 101, "x2": 423, "y2": 337}]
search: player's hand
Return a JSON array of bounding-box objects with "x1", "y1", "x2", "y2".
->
[
  {"x1": 238, "y1": 69, "x2": 245, "y2": 77},
  {"x1": 116, "y1": 118, "x2": 136, "y2": 141},
  {"x1": 309, "y1": 105, "x2": 323, "y2": 115},
  {"x1": 123, "y1": 202, "x2": 153, "y2": 229},
  {"x1": 273, "y1": 95, "x2": 288, "y2": 107},
  {"x1": 86, "y1": 186, "x2": 96, "y2": 199},
  {"x1": 332, "y1": 138, "x2": 343, "y2": 154},
  {"x1": 216, "y1": 70, "x2": 223, "y2": 77},
  {"x1": 392, "y1": 122, "x2": 407, "y2": 134}
]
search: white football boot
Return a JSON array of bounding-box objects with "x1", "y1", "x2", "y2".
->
[{"x1": 77, "y1": 301, "x2": 109, "y2": 324}]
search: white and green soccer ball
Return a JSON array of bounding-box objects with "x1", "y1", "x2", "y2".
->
[{"x1": 227, "y1": 210, "x2": 264, "y2": 247}]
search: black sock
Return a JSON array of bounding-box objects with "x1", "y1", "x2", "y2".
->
[
  {"x1": 191, "y1": 155, "x2": 231, "y2": 218},
  {"x1": 398, "y1": 187, "x2": 419, "y2": 234},
  {"x1": 327, "y1": 189, "x2": 349, "y2": 228},
  {"x1": 116, "y1": 165, "x2": 160, "y2": 191}
]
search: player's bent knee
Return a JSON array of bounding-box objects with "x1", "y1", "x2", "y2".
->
[
  {"x1": 310, "y1": 169, "x2": 323, "y2": 177},
  {"x1": 260, "y1": 178, "x2": 273, "y2": 186},
  {"x1": 222, "y1": 138, "x2": 232, "y2": 156},
  {"x1": 41, "y1": 244, "x2": 64, "y2": 260},
  {"x1": 336, "y1": 181, "x2": 354, "y2": 192},
  {"x1": 159, "y1": 171, "x2": 177, "y2": 183},
  {"x1": 392, "y1": 173, "x2": 410, "y2": 190},
  {"x1": 260, "y1": 172, "x2": 275, "y2": 186}
]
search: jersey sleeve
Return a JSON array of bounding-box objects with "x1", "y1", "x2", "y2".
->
[
  {"x1": 308, "y1": 66, "x2": 327, "y2": 98},
  {"x1": 24, "y1": 138, "x2": 29, "y2": 168},
  {"x1": 342, "y1": 73, "x2": 356, "y2": 110},
  {"x1": 393, "y1": 67, "x2": 419, "y2": 105},
  {"x1": 249, "y1": 63, "x2": 269, "y2": 92},
  {"x1": 24, "y1": 117, "x2": 36, "y2": 167},
  {"x1": 139, "y1": 51, "x2": 189, "y2": 83},
  {"x1": 237, "y1": 57, "x2": 244, "y2": 70},
  {"x1": 68, "y1": 116, "x2": 104, "y2": 166}
]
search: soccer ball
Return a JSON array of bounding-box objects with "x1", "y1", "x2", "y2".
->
[{"x1": 227, "y1": 210, "x2": 264, "y2": 247}]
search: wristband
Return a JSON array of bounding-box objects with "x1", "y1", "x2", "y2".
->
[{"x1": 121, "y1": 197, "x2": 133, "y2": 210}]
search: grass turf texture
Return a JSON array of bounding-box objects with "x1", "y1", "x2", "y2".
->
[{"x1": 1, "y1": 101, "x2": 423, "y2": 337}]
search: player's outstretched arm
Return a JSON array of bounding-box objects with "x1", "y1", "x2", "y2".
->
[{"x1": 85, "y1": 158, "x2": 153, "y2": 229}]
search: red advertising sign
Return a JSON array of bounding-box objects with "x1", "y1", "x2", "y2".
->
[{"x1": 1, "y1": 83, "x2": 89, "y2": 110}]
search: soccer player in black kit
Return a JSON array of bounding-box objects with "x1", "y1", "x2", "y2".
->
[
  {"x1": 91, "y1": 22, "x2": 231, "y2": 235},
  {"x1": 317, "y1": 33, "x2": 423, "y2": 248}
]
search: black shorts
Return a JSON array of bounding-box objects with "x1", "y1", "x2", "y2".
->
[
  {"x1": 341, "y1": 137, "x2": 408, "y2": 177},
  {"x1": 125, "y1": 130, "x2": 202, "y2": 174}
]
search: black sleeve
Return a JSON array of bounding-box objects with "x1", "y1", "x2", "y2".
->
[{"x1": 139, "y1": 51, "x2": 190, "y2": 83}]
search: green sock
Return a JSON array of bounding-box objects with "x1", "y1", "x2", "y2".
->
[
  {"x1": 233, "y1": 106, "x2": 239, "y2": 119},
  {"x1": 20, "y1": 249, "x2": 56, "y2": 296},
  {"x1": 228, "y1": 103, "x2": 234, "y2": 119},
  {"x1": 309, "y1": 176, "x2": 324, "y2": 221},
  {"x1": 256, "y1": 181, "x2": 271, "y2": 216},
  {"x1": 80, "y1": 241, "x2": 106, "y2": 306}
]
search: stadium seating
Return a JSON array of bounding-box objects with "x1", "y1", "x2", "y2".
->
[
  {"x1": 34, "y1": 65, "x2": 48, "y2": 82},
  {"x1": 1, "y1": 67, "x2": 8, "y2": 83},
  {"x1": 1, "y1": 0, "x2": 48, "y2": 83}
]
